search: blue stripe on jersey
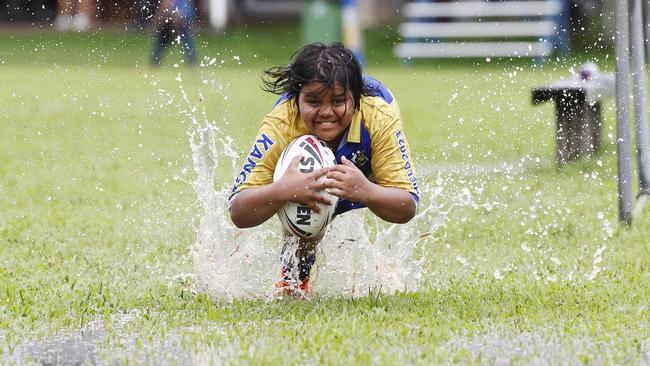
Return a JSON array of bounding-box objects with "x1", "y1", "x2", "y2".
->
[
  {"x1": 363, "y1": 75, "x2": 393, "y2": 104},
  {"x1": 273, "y1": 93, "x2": 291, "y2": 109},
  {"x1": 334, "y1": 122, "x2": 373, "y2": 215}
]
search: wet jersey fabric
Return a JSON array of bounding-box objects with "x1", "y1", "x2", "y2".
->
[{"x1": 230, "y1": 75, "x2": 419, "y2": 215}]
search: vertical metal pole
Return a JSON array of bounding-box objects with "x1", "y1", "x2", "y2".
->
[
  {"x1": 645, "y1": 0, "x2": 650, "y2": 63},
  {"x1": 556, "y1": 0, "x2": 571, "y2": 56},
  {"x1": 631, "y1": 0, "x2": 650, "y2": 195},
  {"x1": 616, "y1": 0, "x2": 634, "y2": 224}
]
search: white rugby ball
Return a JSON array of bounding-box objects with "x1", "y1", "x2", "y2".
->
[{"x1": 273, "y1": 135, "x2": 338, "y2": 239}]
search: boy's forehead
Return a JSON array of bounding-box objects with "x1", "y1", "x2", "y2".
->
[{"x1": 301, "y1": 81, "x2": 347, "y2": 97}]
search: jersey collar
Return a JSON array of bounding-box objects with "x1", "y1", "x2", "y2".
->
[{"x1": 346, "y1": 110, "x2": 362, "y2": 144}]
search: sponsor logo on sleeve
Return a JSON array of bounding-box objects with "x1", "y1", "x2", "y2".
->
[
  {"x1": 395, "y1": 130, "x2": 419, "y2": 196},
  {"x1": 232, "y1": 133, "x2": 274, "y2": 192}
]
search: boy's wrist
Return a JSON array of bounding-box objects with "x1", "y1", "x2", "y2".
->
[
  {"x1": 269, "y1": 180, "x2": 291, "y2": 204},
  {"x1": 359, "y1": 181, "x2": 380, "y2": 206}
]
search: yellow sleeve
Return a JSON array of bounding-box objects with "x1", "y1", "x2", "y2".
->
[
  {"x1": 230, "y1": 116, "x2": 288, "y2": 196},
  {"x1": 369, "y1": 111, "x2": 420, "y2": 199}
]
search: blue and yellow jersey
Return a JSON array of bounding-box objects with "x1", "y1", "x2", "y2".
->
[{"x1": 230, "y1": 76, "x2": 419, "y2": 215}]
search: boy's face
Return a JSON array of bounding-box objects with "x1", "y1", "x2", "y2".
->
[{"x1": 298, "y1": 81, "x2": 355, "y2": 146}]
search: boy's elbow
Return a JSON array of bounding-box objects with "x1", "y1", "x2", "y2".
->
[
  {"x1": 228, "y1": 198, "x2": 247, "y2": 228},
  {"x1": 382, "y1": 204, "x2": 416, "y2": 224},
  {"x1": 396, "y1": 211, "x2": 416, "y2": 224},
  {"x1": 230, "y1": 214, "x2": 246, "y2": 228},
  {"x1": 229, "y1": 208, "x2": 252, "y2": 228},
  {"x1": 231, "y1": 214, "x2": 259, "y2": 229},
  {"x1": 397, "y1": 200, "x2": 417, "y2": 223}
]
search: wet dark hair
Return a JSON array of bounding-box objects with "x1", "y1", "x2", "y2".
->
[{"x1": 261, "y1": 42, "x2": 365, "y2": 110}]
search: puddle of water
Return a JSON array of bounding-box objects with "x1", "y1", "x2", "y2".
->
[
  {"x1": 4, "y1": 73, "x2": 636, "y2": 364},
  {"x1": 1, "y1": 313, "x2": 211, "y2": 365},
  {"x1": 441, "y1": 327, "x2": 650, "y2": 365},
  {"x1": 7, "y1": 319, "x2": 646, "y2": 365}
]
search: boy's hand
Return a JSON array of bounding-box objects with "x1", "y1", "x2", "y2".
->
[
  {"x1": 276, "y1": 155, "x2": 332, "y2": 213},
  {"x1": 323, "y1": 155, "x2": 373, "y2": 204}
]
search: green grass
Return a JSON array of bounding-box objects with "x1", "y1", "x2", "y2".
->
[{"x1": 1, "y1": 23, "x2": 649, "y2": 364}]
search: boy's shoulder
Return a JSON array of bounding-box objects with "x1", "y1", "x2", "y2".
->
[
  {"x1": 361, "y1": 75, "x2": 400, "y2": 123},
  {"x1": 262, "y1": 99, "x2": 307, "y2": 140},
  {"x1": 360, "y1": 96, "x2": 400, "y2": 133},
  {"x1": 266, "y1": 98, "x2": 297, "y2": 124},
  {"x1": 363, "y1": 75, "x2": 394, "y2": 104}
]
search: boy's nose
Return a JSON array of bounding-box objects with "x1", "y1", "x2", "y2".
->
[{"x1": 318, "y1": 103, "x2": 334, "y2": 117}]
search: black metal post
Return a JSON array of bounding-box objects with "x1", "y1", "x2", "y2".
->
[
  {"x1": 616, "y1": 0, "x2": 634, "y2": 224},
  {"x1": 631, "y1": 0, "x2": 650, "y2": 197}
]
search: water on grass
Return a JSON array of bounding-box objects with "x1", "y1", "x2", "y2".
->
[
  {"x1": 1, "y1": 312, "x2": 213, "y2": 365},
  {"x1": 3, "y1": 62, "x2": 635, "y2": 364},
  {"x1": 183, "y1": 83, "x2": 446, "y2": 300},
  {"x1": 177, "y1": 70, "x2": 615, "y2": 299},
  {"x1": 6, "y1": 315, "x2": 648, "y2": 365}
]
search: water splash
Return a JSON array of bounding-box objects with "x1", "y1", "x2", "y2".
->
[
  {"x1": 182, "y1": 91, "x2": 444, "y2": 300},
  {"x1": 183, "y1": 89, "x2": 279, "y2": 299},
  {"x1": 585, "y1": 244, "x2": 607, "y2": 281},
  {"x1": 169, "y1": 71, "x2": 611, "y2": 299}
]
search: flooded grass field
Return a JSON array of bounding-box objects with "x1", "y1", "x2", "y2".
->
[{"x1": 1, "y1": 26, "x2": 649, "y2": 364}]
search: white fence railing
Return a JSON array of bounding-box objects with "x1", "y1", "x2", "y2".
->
[{"x1": 394, "y1": 0, "x2": 570, "y2": 59}]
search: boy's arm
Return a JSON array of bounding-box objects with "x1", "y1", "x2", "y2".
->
[
  {"x1": 362, "y1": 185, "x2": 416, "y2": 224},
  {"x1": 229, "y1": 156, "x2": 333, "y2": 228},
  {"x1": 324, "y1": 156, "x2": 416, "y2": 223},
  {"x1": 229, "y1": 185, "x2": 288, "y2": 228}
]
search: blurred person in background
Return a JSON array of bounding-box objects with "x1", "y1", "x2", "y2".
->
[
  {"x1": 53, "y1": 0, "x2": 95, "y2": 31},
  {"x1": 150, "y1": 0, "x2": 198, "y2": 67},
  {"x1": 134, "y1": 0, "x2": 160, "y2": 30}
]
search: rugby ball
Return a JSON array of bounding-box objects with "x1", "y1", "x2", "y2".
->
[{"x1": 273, "y1": 135, "x2": 338, "y2": 238}]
